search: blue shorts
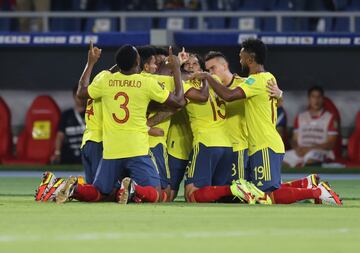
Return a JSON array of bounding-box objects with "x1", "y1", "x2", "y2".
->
[
  {"x1": 93, "y1": 155, "x2": 161, "y2": 195},
  {"x1": 168, "y1": 154, "x2": 188, "y2": 191},
  {"x1": 185, "y1": 143, "x2": 233, "y2": 188},
  {"x1": 81, "y1": 141, "x2": 103, "y2": 184},
  {"x1": 150, "y1": 144, "x2": 170, "y2": 189},
  {"x1": 249, "y1": 148, "x2": 284, "y2": 192},
  {"x1": 228, "y1": 149, "x2": 250, "y2": 183}
]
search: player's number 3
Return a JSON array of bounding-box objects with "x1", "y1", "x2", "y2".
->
[{"x1": 112, "y1": 92, "x2": 130, "y2": 124}]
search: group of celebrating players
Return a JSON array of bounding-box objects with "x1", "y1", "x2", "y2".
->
[{"x1": 35, "y1": 38, "x2": 342, "y2": 206}]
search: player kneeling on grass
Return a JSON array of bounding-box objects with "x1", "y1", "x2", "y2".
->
[
  {"x1": 53, "y1": 42, "x2": 185, "y2": 204},
  {"x1": 194, "y1": 38, "x2": 342, "y2": 206}
]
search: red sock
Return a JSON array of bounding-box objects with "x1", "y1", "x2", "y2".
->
[
  {"x1": 189, "y1": 186, "x2": 232, "y2": 203},
  {"x1": 73, "y1": 184, "x2": 102, "y2": 202},
  {"x1": 272, "y1": 187, "x2": 321, "y2": 204},
  {"x1": 161, "y1": 190, "x2": 168, "y2": 202},
  {"x1": 135, "y1": 185, "x2": 159, "y2": 203},
  {"x1": 281, "y1": 177, "x2": 308, "y2": 188}
]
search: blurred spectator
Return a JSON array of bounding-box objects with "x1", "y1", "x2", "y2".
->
[
  {"x1": 16, "y1": 0, "x2": 50, "y2": 32},
  {"x1": 0, "y1": 0, "x2": 15, "y2": 31},
  {"x1": 81, "y1": 0, "x2": 157, "y2": 11},
  {"x1": 305, "y1": 0, "x2": 336, "y2": 32},
  {"x1": 164, "y1": 0, "x2": 185, "y2": 9},
  {"x1": 276, "y1": 99, "x2": 288, "y2": 148},
  {"x1": 283, "y1": 86, "x2": 338, "y2": 167},
  {"x1": 187, "y1": 0, "x2": 202, "y2": 10},
  {"x1": 51, "y1": 87, "x2": 86, "y2": 164},
  {"x1": 205, "y1": 0, "x2": 240, "y2": 10},
  {"x1": 0, "y1": 0, "x2": 15, "y2": 10}
]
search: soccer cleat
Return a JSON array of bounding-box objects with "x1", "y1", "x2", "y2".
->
[
  {"x1": 42, "y1": 178, "x2": 66, "y2": 202},
  {"x1": 245, "y1": 181, "x2": 272, "y2": 205},
  {"x1": 116, "y1": 177, "x2": 136, "y2": 205},
  {"x1": 34, "y1": 172, "x2": 57, "y2": 201},
  {"x1": 305, "y1": 174, "x2": 322, "y2": 204},
  {"x1": 55, "y1": 176, "x2": 78, "y2": 204},
  {"x1": 230, "y1": 179, "x2": 255, "y2": 204},
  {"x1": 306, "y1": 174, "x2": 320, "y2": 189},
  {"x1": 317, "y1": 181, "x2": 342, "y2": 206}
]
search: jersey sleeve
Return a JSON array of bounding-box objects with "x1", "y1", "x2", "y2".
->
[
  {"x1": 147, "y1": 77, "x2": 170, "y2": 104},
  {"x1": 183, "y1": 81, "x2": 193, "y2": 94},
  {"x1": 276, "y1": 106, "x2": 287, "y2": 128},
  {"x1": 238, "y1": 77, "x2": 262, "y2": 98},
  {"x1": 327, "y1": 114, "x2": 339, "y2": 135},
  {"x1": 211, "y1": 74, "x2": 222, "y2": 83},
  {"x1": 164, "y1": 76, "x2": 175, "y2": 91},
  {"x1": 87, "y1": 70, "x2": 109, "y2": 99}
]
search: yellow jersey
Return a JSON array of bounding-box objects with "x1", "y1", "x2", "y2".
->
[
  {"x1": 225, "y1": 75, "x2": 248, "y2": 151},
  {"x1": 184, "y1": 78, "x2": 231, "y2": 147},
  {"x1": 239, "y1": 72, "x2": 285, "y2": 155},
  {"x1": 88, "y1": 71, "x2": 170, "y2": 159},
  {"x1": 167, "y1": 109, "x2": 193, "y2": 160},
  {"x1": 81, "y1": 71, "x2": 105, "y2": 148},
  {"x1": 141, "y1": 72, "x2": 175, "y2": 148}
]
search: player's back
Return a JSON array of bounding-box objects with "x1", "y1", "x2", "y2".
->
[
  {"x1": 81, "y1": 98, "x2": 102, "y2": 148},
  {"x1": 240, "y1": 72, "x2": 284, "y2": 155},
  {"x1": 81, "y1": 71, "x2": 105, "y2": 148},
  {"x1": 88, "y1": 71, "x2": 170, "y2": 159}
]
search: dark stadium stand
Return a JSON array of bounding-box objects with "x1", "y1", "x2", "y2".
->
[
  {"x1": 1, "y1": 0, "x2": 360, "y2": 32},
  {"x1": 126, "y1": 17, "x2": 153, "y2": 31}
]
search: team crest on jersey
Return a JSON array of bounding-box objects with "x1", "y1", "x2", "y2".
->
[
  {"x1": 245, "y1": 77, "x2": 255, "y2": 85},
  {"x1": 157, "y1": 81, "x2": 165, "y2": 90}
]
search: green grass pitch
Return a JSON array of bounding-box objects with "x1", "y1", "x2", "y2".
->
[{"x1": 0, "y1": 177, "x2": 360, "y2": 253}]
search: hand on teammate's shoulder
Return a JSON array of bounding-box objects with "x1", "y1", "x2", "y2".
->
[{"x1": 188, "y1": 71, "x2": 209, "y2": 81}]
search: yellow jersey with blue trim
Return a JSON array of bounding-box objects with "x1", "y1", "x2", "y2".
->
[
  {"x1": 141, "y1": 71, "x2": 175, "y2": 148},
  {"x1": 225, "y1": 75, "x2": 248, "y2": 151},
  {"x1": 167, "y1": 108, "x2": 193, "y2": 160},
  {"x1": 183, "y1": 77, "x2": 231, "y2": 147},
  {"x1": 239, "y1": 72, "x2": 285, "y2": 155},
  {"x1": 81, "y1": 71, "x2": 106, "y2": 148},
  {"x1": 87, "y1": 71, "x2": 170, "y2": 159}
]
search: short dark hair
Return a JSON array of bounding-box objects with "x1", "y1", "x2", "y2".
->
[
  {"x1": 115, "y1": 44, "x2": 138, "y2": 71},
  {"x1": 241, "y1": 38, "x2": 267, "y2": 65},
  {"x1": 137, "y1": 46, "x2": 156, "y2": 70},
  {"x1": 308, "y1": 85, "x2": 324, "y2": 97},
  {"x1": 187, "y1": 53, "x2": 205, "y2": 71},
  {"x1": 153, "y1": 46, "x2": 169, "y2": 56},
  {"x1": 204, "y1": 51, "x2": 227, "y2": 62}
]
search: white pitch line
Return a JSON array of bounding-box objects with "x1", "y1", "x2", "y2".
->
[{"x1": 0, "y1": 228, "x2": 353, "y2": 243}]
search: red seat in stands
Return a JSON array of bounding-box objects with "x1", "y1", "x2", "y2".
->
[
  {"x1": 346, "y1": 111, "x2": 360, "y2": 167},
  {"x1": 323, "y1": 96, "x2": 342, "y2": 160},
  {"x1": 3, "y1": 95, "x2": 61, "y2": 165},
  {"x1": 0, "y1": 97, "x2": 12, "y2": 163}
]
